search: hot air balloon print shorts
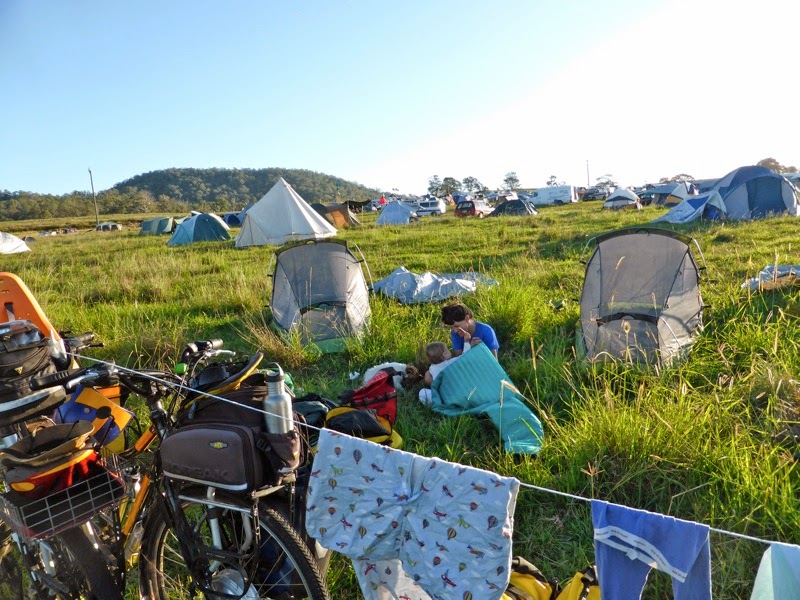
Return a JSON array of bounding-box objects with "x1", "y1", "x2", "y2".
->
[{"x1": 306, "y1": 429, "x2": 520, "y2": 599}]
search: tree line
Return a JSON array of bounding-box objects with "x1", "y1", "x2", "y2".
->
[{"x1": 0, "y1": 168, "x2": 381, "y2": 222}]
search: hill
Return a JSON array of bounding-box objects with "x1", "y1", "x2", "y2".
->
[{"x1": 0, "y1": 167, "x2": 381, "y2": 221}]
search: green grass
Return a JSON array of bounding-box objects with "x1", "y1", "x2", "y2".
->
[{"x1": 2, "y1": 204, "x2": 799, "y2": 598}]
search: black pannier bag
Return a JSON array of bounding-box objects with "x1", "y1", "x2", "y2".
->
[
  {"x1": 0, "y1": 320, "x2": 57, "y2": 404},
  {"x1": 163, "y1": 373, "x2": 303, "y2": 490}
]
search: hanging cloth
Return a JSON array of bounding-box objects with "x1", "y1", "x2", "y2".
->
[
  {"x1": 592, "y1": 500, "x2": 711, "y2": 600},
  {"x1": 306, "y1": 429, "x2": 520, "y2": 599}
]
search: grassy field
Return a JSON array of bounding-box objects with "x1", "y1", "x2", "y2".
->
[{"x1": 2, "y1": 202, "x2": 799, "y2": 598}]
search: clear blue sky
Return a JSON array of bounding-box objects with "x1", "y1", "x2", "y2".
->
[{"x1": 2, "y1": 0, "x2": 798, "y2": 196}]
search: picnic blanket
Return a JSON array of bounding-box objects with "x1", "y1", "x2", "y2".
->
[{"x1": 429, "y1": 343, "x2": 544, "y2": 454}]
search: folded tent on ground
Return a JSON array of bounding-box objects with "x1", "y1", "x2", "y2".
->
[
  {"x1": 268, "y1": 239, "x2": 372, "y2": 353},
  {"x1": 577, "y1": 227, "x2": 705, "y2": 366}
]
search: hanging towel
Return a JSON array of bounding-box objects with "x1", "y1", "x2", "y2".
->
[
  {"x1": 429, "y1": 343, "x2": 544, "y2": 454},
  {"x1": 591, "y1": 500, "x2": 711, "y2": 600},
  {"x1": 750, "y1": 542, "x2": 800, "y2": 599},
  {"x1": 306, "y1": 429, "x2": 520, "y2": 600}
]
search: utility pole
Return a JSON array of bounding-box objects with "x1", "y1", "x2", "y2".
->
[
  {"x1": 586, "y1": 160, "x2": 590, "y2": 187},
  {"x1": 88, "y1": 168, "x2": 99, "y2": 226}
]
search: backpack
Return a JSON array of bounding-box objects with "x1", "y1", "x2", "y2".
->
[
  {"x1": 501, "y1": 556, "x2": 556, "y2": 600},
  {"x1": 337, "y1": 368, "x2": 398, "y2": 425},
  {"x1": 0, "y1": 320, "x2": 57, "y2": 405},
  {"x1": 555, "y1": 565, "x2": 600, "y2": 600},
  {"x1": 323, "y1": 406, "x2": 403, "y2": 449}
]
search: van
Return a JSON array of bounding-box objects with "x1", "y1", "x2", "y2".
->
[
  {"x1": 454, "y1": 199, "x2": 493, "y2": 218},
  {"x1": 526, "y1": 185, "x2": 578, "y2": 206},
  {"x1": 416, "y1": 198, "x2": 447, "y2": 216}
]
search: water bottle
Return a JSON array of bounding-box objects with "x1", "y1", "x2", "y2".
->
[{"x1": 263, "y1": 363, "x2": 294, "y2": 434}]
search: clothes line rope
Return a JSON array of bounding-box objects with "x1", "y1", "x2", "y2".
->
[{"x1": 74, "y1": 355, "x2": 789, "y2": 550}]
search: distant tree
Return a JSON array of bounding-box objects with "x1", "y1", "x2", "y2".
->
[
  {"x1": 546, "y1": 175, "x2": 566, "y2": 187},
  {"x1": 428, "y1": 175, "x2": 443, "y2": 196},
  {"x1": 440, "y1": 177, "x2": 462, "y2": 197},
  {"x1": 503, "y1": 172, "x2": 520, "y2": 190},
  {"x1": 757, "y1": 157, "x2": 798, "y2": 174},
  {"x1": 595, "y1": 174, "x2": 617, "y2": 189},
  {"x1": 462, "y1": 176, "x2": 484, "y2": 193},
  {"x1": 658, "y1": 173, "x2": 695, "y2": 184}
]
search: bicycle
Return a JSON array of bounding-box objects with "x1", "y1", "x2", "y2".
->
[{"x1": 39, "y1": 339, "x2": 330, "y2": 599}]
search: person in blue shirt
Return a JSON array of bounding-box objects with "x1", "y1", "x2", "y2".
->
[{"x1": 440, "y1": 302, "x2": 499, "y2": 359}]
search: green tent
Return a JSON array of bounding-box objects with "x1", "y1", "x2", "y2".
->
[{"x1": 167, "y1": 214, "x2": 230, "y2": 246}]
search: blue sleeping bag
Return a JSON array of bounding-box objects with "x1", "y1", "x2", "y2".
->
[{"x1": 429, "y1": 343, "x2": 544, "y2": 454}]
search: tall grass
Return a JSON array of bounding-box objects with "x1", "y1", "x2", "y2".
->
[{"x1": 2, "y1": 204, "x2": 798, "y2": 598}]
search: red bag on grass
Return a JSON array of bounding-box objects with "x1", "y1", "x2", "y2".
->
[{"x1": 338, "y1": 368, "x2": 398, "y2": 425}]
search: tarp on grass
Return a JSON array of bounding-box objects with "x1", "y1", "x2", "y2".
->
[{"x1": 373, "y1": 267, "x2": 498, "y2": 304}]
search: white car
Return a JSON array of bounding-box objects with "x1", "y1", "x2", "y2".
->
[{"x1": 415, "y1": 198, "x2": 447, "y2": 216}]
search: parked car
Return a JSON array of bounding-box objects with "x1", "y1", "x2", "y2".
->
[
  {"x1": 454, "y1": 198, "x2": 494, "y2": 218},
  {"x1": 582, "y1": 186, "x2": 611, "y2": 201},
  {"x1": 415, "y1": 198, "x2": 447, "y2": 216}
]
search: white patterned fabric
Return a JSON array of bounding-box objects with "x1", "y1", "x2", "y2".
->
[{"x1": 306, "y1": 429, "x2": 519, "y2": 599}]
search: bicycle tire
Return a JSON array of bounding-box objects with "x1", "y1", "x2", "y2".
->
[
  {"x1": 138, "y1": 490, "x2": 330, "y2": 599},
  {"x1": 0, "y1": 525, "x2": 122, "y2": 600}
]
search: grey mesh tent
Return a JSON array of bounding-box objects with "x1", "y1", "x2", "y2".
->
[
  {"x1": 578, "y1": 227, "x2": 704, "y2": 366},
  {"x1": 269, "y1": 240, "x2": 372, "y2": 353}
]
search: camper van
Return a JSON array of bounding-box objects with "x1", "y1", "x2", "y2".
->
[{"x1": 526, "y1": 185, "x2": 578, "y2": 206}]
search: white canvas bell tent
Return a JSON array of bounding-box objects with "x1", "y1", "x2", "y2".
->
[
  {"x1": 578, "y1": 227, "x2": 705, "y2": 366},
  {"x1": 712, "y1": 165, "x2": 799, "y2": 220},
  {"x1": 235, "y1": 178, "x2": 337, "y2": 248},
  {"x1": 0, "y1": 232, "x2": 31, "y2": 254},
  {"x1": 269, "y1": 240, "x2": 371, "y2": 353}
]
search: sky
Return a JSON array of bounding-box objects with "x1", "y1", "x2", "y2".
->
[{"x1": 2, "y1": 0, "x2": 799, "y2": 196}]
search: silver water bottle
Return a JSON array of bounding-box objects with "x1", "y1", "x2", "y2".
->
[{"x1": 263, "y1": 363, "x2": 294, "y2": 434}]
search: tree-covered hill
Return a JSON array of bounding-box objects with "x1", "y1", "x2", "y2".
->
[{"x1": 0, "y1": 167, "x2": 381, "y2": 221}]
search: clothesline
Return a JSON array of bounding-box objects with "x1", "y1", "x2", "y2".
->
[
  {"x1": 85, "y1": 356, "x2": 788, "y2": 551},
  {"x1": 518, "y1": 481, "x2": 776, "y2": 547}
]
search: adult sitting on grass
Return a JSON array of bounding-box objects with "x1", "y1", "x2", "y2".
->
[{"x1": 441, "y1": 301, "x2": 499, "y2": 358}]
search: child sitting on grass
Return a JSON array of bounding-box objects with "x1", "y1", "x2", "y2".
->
[{"x1": 418, "y1": 339, "x2": 473, "y2": 404}]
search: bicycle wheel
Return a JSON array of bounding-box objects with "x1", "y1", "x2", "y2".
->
[
  {"x1": 0, "y1": 525, "x2": 122, "y2": 600},
  {"x1": 139, "y1": 490, "x2": 330, "y2": 599}
]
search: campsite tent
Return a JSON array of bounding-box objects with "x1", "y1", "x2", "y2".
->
[
  {"x1": 578, "y1": 227, "x2": 704, "y2": 366},
  {"x1": 375, "y1": 201, "x2": 418, "y2": 225},
  {"x1": 139, "y1": 216, "x2": 175, "y2": 235},
  {"x1": 235, "y1": 178, "x2": 337, "y2": 248},
  {"x1": 311, "y1": 203, "x2": 361, "y2": 228},
  {"x1": 167, "y1": 213, "x2": 230, "y2": 246},
  {"x1": 652, "y1": 191, "x2": 726, "y2": 224},
  {"x1": 642, "y1": 182, "x2": 693, "y2": 207},
  {"x1": 487, "y1": 200, "x2": 538, "y2": 217},
  {"x1": 0, "y1": 232, "x2": 31, "y2": 254},
  {"x1": 269, "y1": 240, "x2": 371, "y2": 353},
  {"x1": 712, "y1": 165, "x2": 799, "y2": 220},
  {"x1": 603, "y1": 188, "x2": 642, "y2": 210}
]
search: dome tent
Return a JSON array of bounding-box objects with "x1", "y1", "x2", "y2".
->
[
  {"x1": 578, "y1": 227, "x2": 704, "y2": 366},
  {"x1": 167, "y1": 213, "x2": 230, "y2": 246},
  {"x1": 269, "y1": 240, "x2": 371, "y2": 353},
  {"x1": 602, "y1": 188, "x2": 642, "y2": 210},
  {"x1": 712, "y1": 165, "x2": 799, "y2": 220}
]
